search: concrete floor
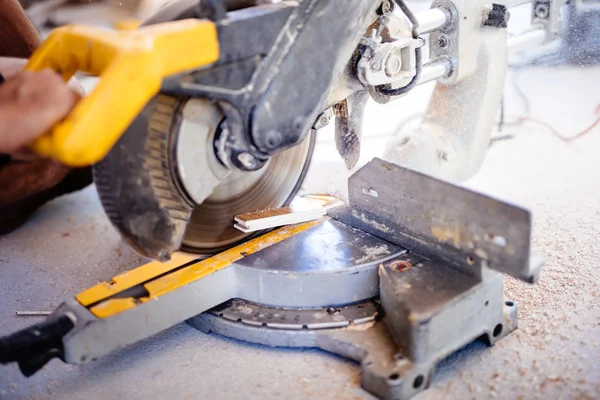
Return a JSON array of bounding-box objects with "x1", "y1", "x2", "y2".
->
[{"x1": 1, "y1": 3, "x2": 600, "y2": 400}]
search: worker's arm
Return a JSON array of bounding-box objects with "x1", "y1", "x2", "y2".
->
[
  {"x1": 0, "y1": 0, "x2": 92, "y2": 235},
  {"x1": 0, "y1": 0, "x2": 78, "y2": 154},
  {"x1": 0, "y1": 0, "x2": 40, "y2": 58}
]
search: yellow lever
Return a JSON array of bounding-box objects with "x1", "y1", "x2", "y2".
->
[{"x1": 25, "y1": 19, "x2": 219, "y2": 167}]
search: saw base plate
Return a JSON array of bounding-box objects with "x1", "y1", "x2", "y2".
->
[
  {"x1": 190, "y1": 259, "x2": 518, "y2": 400},
  {"x1": 221, "y1": 217, "x2": 406, "y2": 308},
  {"x1": 3, "y1": 159, "x2": 540, "y2": 400}
]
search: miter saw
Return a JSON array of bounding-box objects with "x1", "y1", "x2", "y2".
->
[
  {"x1": 20, "y1": 0, "x2": 521, "y2": 262},
  {"x1": 0, "y1": 0, "x2": 548, "y2": 398}
]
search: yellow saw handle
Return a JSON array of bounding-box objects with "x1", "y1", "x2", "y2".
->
[{"x1": 25, "y1": 19, "x2": 219, "y2": 167}]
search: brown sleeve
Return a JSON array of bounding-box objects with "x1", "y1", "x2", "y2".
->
[{"x1": 0, "y1": 0, "x2": 40, "y2": 59}]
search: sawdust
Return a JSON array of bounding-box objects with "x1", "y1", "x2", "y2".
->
[{"x1": 354, "y1": 244, "x2": 391, "y2": 264}]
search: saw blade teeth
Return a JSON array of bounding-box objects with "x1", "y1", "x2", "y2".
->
[{"x1": 93, "y1": 94, "x2": 192, "y2": 260}]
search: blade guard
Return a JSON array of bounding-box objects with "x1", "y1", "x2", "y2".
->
[{"x1": 25, "y1": 19, "x2": 219, "y2": 167}]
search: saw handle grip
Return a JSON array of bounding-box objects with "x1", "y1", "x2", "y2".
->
[{"x1": 24, "y1": 19, "x2": 219, "y2": 167}]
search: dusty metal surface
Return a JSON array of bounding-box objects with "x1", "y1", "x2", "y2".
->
[
  {"x1": 232, "y1": 219, "x2": 406, "y2": 308},
  {"x1": 236, "y1": 219, "x2": 405, "y2": 273},
  {"x1": 189, "y1": 158, "x2": 535, "y2": 400},
  {"x1": 329, "y1": 158, "x2": 542, "y2": 283},
  {"x1": 192, "y1": 254, "x2": 519, "y2": 400}
]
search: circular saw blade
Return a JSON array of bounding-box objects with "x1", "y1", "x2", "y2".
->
[
  {"x1": 94, "y1": 94, "x2": 315, "y2": 258},
  {"x1": 182, "y1": 127, "x2": 315, "y2": 253}
]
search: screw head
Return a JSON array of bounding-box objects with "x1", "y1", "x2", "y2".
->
[
  {"x1": 157, "y1": 250, "x2": 170, "y2": 263},
  {"x1": 313, "y1": 112, "x2": 331, "y2": 129},
  {"x1": 385, "y1": 54, "x2": 402, "y2": 77},
  {"x1": 437, "y1": 35, "x2": 449, "y2": 48},
  {"x1": 534, "y1": 3, "x2": 549, "y2": 19},
  {"x1": 266, "y1": 130, "x2": 283, "y2": 148}
]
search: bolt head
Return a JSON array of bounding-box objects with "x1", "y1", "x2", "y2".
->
[
  {"x1": 237, "y1": 152, "x2": 256, "y2": 169},
  {"x1": 385, "y1": 54, "x2": 402, "y2": 76},
  {"x1": 382, "y1": 0, "x2": 394, "y2": 15},
  {"x1": 266, "y1": 130, "x2": 283, "y2": 148},
  {"x1": 438, "y1": 35, "x2": 449, "y2": 48},
  {"x1": 157, "y1": 250, "x2": 170, "y2": 263},
  {"x1": 534, "y1": 3, "x2": 549, "y2": 19}
]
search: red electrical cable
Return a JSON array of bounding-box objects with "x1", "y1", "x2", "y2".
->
[{"x1": 514, "y1": 104, "x2": 600, "y2": 143}]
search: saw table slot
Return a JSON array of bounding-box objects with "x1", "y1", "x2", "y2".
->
[{"x1": 76, "y1": 252, "x2": 202, "y2": 307}]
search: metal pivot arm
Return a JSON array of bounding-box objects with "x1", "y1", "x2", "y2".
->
[
  {"x1": 161, "y1": 0, "x2": 380, "y2": 170},
  {"x1": 25, "y1": 19, "x2": 219, "y2": 166},
  {"x1": 373, "y1": 0, "x2": 424, "y2": 97}
]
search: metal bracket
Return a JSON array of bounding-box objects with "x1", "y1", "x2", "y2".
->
[
  {"x1": 330, "y1": 158, "x2": 542, "y2": 283},
  {"x1": 356, "y1": 14, "x2": 424, "y2": 88},
  {"x1": 532, "y1": 0, "x2": 565, "y2": 40},
  {"x1": 325, "y1": 159, "x2": 542, "y2": 398}
]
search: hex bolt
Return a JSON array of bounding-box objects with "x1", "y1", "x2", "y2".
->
[
  {"x1": 437, "y1": 35, "x2": 449, "y2": 48},
  {"x1": 237, "y1": 152, "x2": 256, "y2": 169},
  {"x1": 385, "y1": 54, "x2": 402, "y2": 77},
  {"x1": 313, "y1": 110, "x2": 332, "y2": 130},
  {"x1": 382, "y1": 0, "x2": 394, "y2": 15},
  {"x1": 265, "y1": 130, "x2": 283, "y2": 148},
  {"x1": 534, "y1": 3, "x2": 548, "y2": 19}
]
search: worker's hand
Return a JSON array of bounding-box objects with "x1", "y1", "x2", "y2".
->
[{"x1": 0, "y1": 60, "x2": 81, "y2": 154}]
